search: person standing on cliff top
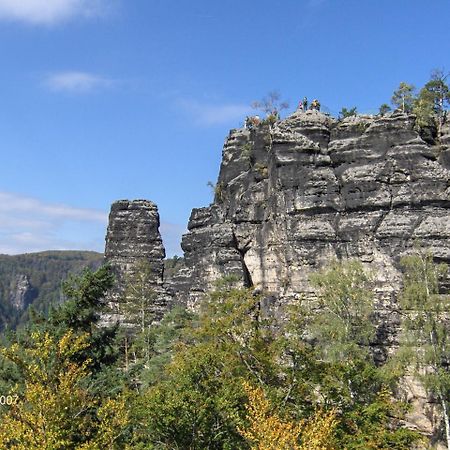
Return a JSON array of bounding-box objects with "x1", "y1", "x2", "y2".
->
[
  {"x1": 303, "y1": 97, "x2": 308, "y2": 110},
  {"x1": 297, "y1": 101, "x2": 304, "y2": 112},
  {"x1": 311, "y1": 99, "x2": 321, "y2": 111}
]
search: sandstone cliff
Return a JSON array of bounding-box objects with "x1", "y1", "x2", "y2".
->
[
  {"x1": 175, "y1": 111, "x2": 449, "y2": 318},
  {"x1": 106, "y1": 110, "x2": 450, "y2": 332},
  {"x1": 104, "y1": 110, "x2": 450, "y2": 442}
]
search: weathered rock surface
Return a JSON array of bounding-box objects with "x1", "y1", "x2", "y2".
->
[
  {"x1": 175, "y1": 111, "x2": 449, "y2": 316},
  {"x1": 105, "y1": 110, "x2": 450, "y2": 440},
  {"x1": 9, "y1": 274, "x2": 35, "y2": 311},
  {"x1": 168, "y1": 110, "x2": 450, "y2": 441},
  {"x1": 104, "y1": 200, "x2": 170, "y2": 323}
]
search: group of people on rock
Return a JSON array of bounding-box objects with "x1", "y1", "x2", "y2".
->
[{"x1": 297, "y1": 97, "x2": 321, "y2": 112}]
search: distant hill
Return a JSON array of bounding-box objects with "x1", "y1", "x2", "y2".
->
[{"x1": 0, "y1": 251, "x2": 104, "y2": 331}]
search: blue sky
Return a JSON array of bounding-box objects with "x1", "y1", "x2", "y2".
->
[{"x1": 0, "y1": 0, "x2": 449, "y2": 256}]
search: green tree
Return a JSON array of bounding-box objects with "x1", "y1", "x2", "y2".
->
[
  {"x1": 133, "y1": 274, "x2": 419, "y2": 449},
  {"x1": 309, "y1": 260, "x2": 375, "y2": 361},
  {"x1": 339, "y1": 106, "x2": 358, "y2": 119},
  {"x1": 121, "y1": 260, "x2": 156, "y2": 334},
  {"x1": 379, "y1": 103, "x2": 391, "y2": 116},
  {"x1": 132, "y1": 286, "x2": 280, "y2": 449},
  {"x1": 16, "y1": 266, "x2": 125, "y2": 404},
  {"x1": 117, "y1": 260, "x2": 158, "y2": 370},
  {"x1": 304, "y1": 260, "x2": 419, "y2": 449},
  {"x1": 399, "y1": 252, "x2": 450, "y2": 449},
  {"x1": 138, "y1": 305, "x2": 195, "y2": 387},
  {"x1": 0, "y1": 330, "x2": 130, "y2": 449},
  {"x1": 414, "y1": 69, "x2": 450, "y2": 134},
  {"x1": 46, "y1": 266, "x2": 119, "y2": 374},
  {"x1": 391, "y1": 82, "x2": 416, "y2": 113}
]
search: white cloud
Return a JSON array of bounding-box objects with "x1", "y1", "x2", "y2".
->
[
  {"x1": 177, "y1": 99, "x2": 252, "y2": 127},
  {"x1": 0, "y1": 192, "x2": 107, "y2": 254},
  {"x1": 0, "y1": 192, "x2": 107, "y2": 222},
  {"x1": 0, "y1": 0, "x2": 110, "y2": 25},
  {"x1": 44, "y1": 71, "x2": 114, "y2": 93},
  {"x1": 0, "y1": 192, "x2": 186, "y2": 258}
]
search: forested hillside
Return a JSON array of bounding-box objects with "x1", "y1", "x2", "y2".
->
[
  {"x1": 2, "y1": 257, "x2": 446, "y2": 448},
  {"x1": 0, "y1": 251, "x2": 103, "y2": 331}
]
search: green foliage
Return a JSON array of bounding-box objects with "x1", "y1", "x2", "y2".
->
[
  {"x1": 339, "y1": 106, "x2": 358, "y2": 118},
  {"x1": 207, "y1": 181, "x2": 226, "y2": 203},
  {"x1": 254, "y1": 162, "x2": 269, "y2": 178},
  {"x1": 413, "y1": 69, "x2": 450, "y2": 138},
  {"x1": 379, "y1": 103, "x2": 391, "y2": 116},
  {"x1": 132, "y1": 287, "x2": 278, "y2": 449},
  {"x1": 399, "y1": 252, "x2": 450, "y2": 447},
  {"x1": 37, "y1": 266, "x2": 122, "y2": 390},
  {"x1": 120, "y1": 259, "x2": 156, "y2": 333},
  {"x1": 241, "y1": 142, "x2": 253, "y2": 161},
  {"x1": 391, "y1": 82, "x2": 416, "y2": 113},
  {"x1": 0, "y1": 260, "x2": 426, "y2": 448},
  {"x1": 0, "y1": 251, "x2": 103, "y2": 331},
  {"x1": 131, "y1": 269, "x2": 419, "y2": 449},
  {"x1": 309, "y1": 260, "x2": 375, "y2": 361},
  {"x1": 419, "y1": 69, "x2": 450, "y2": 116},
  {"x1": 163, "y1": 255, "x2": 184, "y2": 278},
  {"x1": 0, "y1": 330, "x2": 130, "y2": 449}
]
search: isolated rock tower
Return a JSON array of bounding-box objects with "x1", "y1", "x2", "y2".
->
[{"x1": 104, "y1": 199, "x2": 169, "y2": 322}]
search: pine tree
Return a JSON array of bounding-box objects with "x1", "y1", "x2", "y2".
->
[
  {"x1": 414, "y1": 69, "x2": 450, "y2": 134},
  {"x1": 391, "y1": 82, "x2": 416, "y2": 113}
]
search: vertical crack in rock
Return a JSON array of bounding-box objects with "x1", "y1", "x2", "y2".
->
[{"x1": 232, "y1": 232, "x2": 253, "y2": 288}]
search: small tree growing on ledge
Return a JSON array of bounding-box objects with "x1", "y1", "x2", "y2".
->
[
  {"x1": 414, "y1": 69, "x2": 450, "y2": 134},
  {"x1": 391, "y1": 82, "x2": 416, "y2": 113},
  {"x1": 338, "y1": 106, "x2": 358, "y2": 119},
  {"x1": 379, "y1": 103, "x2": 391, "y2": 116}
]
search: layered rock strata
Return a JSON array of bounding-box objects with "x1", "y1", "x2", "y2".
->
[
  {"x1": 176, "y1": 111, "x2": 450, "y2": 343},
  {"x1": 105, "y1": 110, "x2": 450, "y2": 441},
  {"x1": 104, "y1": 200, "x2": 170, "y2": 323}
]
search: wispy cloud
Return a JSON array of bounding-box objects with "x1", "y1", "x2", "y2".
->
[
  {"x1": 0, "y1": 0, "x2": 112, "y2": 25},
  {"x1": 0, "y1": 192, "x2": 186, "y2": 257},
  {"x1": 44, "y1": 71, "x2": 115, "y2": 94},
  {"x1": 0, "y1": 192, "x2": 107, "y2": 254},
  {"x1": 177, "y1": 99, "x2": 252, "y2": 127},
  {"x1": 0, "y1": 192, "x2": 107, "y2": 222}
]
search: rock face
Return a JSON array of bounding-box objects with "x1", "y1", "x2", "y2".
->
[
  {"x1": 9, "y1": 274, "x2": 35, "y2": 311},
  {"x1": 105, "y1": 111, "x2": 450, "y2": 338},
  {"x1": 105, "y1": 110, "x2": 450, "y2": 440},
  {"x1": 177, "y1": 111, "x2": 449, "y2": 314},
  {"x1": 104, "y1": 200, "x2": 170, "y2": 323}
]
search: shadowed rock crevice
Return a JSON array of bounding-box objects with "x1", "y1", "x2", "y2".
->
[{"x1": 232, "y1": 232, "x2": 253, "y2": 288}]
